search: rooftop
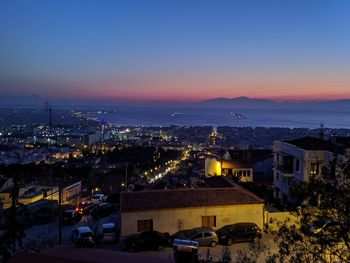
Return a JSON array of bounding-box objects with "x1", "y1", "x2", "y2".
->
[
  {"x1": 203, "y1": 176, "x2": 235, "y2": 188},
  {"x1": 283, "y1": 136, "x2": 345, "y2": 154},
  {"x1": 121, "y1": 187, "x2": 263, "y2": 213},
  {"x1": 222, "y1": 160, "x2": 252, "y2": 169},
  {"x1": 227, "y1": 149, "x2": 272, "y2": 163}
]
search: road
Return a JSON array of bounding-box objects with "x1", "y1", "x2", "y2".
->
[{"x1": 24, "y1": 211, "x2": 120, "y2": 248}]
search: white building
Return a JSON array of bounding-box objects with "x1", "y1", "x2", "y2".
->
[
  {"x1": 120, "y1": 187, "x2": 264, "y2": 236},
  {"x1": 273, "y1": 136, "x2": 346, "y2": 202},
  {"x1": 205, "y1": 149, "x2": 272, "y2": 183}
]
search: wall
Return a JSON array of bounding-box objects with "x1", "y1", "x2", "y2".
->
[
  {"x1": 0, "y1": 192, "x2": 11, "y2": 208},
  {"x1": 205, "y1": 158, "x2": 221, "y2": 176},
  {"x1": 121, "y1": 204, "x2": 264, "y2": 236},
  {"x1": 264, "y1": 211, "x2": 299, "y2": 232}
]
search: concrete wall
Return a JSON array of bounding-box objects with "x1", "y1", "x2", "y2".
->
[
  {"x1": 205, "y1": 158, "x2": 221, "y2": 176},
  {"x1": 121, "y1": 204, "x2": 264, "y2": 236},
  {"x1": 265, "y1": 211, "x2": 299, "y2": 232}
]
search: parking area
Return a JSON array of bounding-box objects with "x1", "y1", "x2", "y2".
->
[
  {"x1": 24, "y1": 211, "x2": 120, "y2": 247},
  {"x1": 25, "y1": 213, "x2": 278, "y2": 262},
  {"x1": 136, "y1": 233, "x2": 278, "y2": 262}
]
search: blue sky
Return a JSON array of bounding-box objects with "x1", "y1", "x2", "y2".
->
[{"x1": 1, "y1": 0, "x2": 350, "y2": 101}]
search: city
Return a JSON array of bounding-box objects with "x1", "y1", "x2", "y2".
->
[{"x1": 1, "y1": 1, "x2": 350, "y2": 263}]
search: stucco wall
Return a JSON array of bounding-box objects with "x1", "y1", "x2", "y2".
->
[
  {"x1": 121, "y1": 204, "x2": 264, "y2": 236},
  {"x1": 265, "y1": 211, "x2": 299, "y2": 232}
]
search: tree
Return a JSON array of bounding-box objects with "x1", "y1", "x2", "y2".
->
[
  {"x1": 272, "y1": 156, "x2": 350, "y2": 262},
  {"x1": 0, "y1": 177, "x2": 30, "y2": 262}
]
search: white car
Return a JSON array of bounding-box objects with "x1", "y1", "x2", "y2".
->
[
  {"x1": 91, "y1": 194, "x2": 107, "y2": 204},
  {"x1": 96, "y1": 223, "x2": 119, "y2": 243},
  {"x1": 71, "y1": 226, "x2": 95, "y2": 247}
]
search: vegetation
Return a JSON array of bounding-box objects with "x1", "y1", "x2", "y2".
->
[
  {"x1": 0, "y1": 177, "x2": 30, "y2": 263},
  {"x1": 270, "y1": 157, "x2": 350, "y2": 262}
]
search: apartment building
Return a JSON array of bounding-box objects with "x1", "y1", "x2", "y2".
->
[{"x1": 273, "y1": 136, "x2": 346, "y2": 202}]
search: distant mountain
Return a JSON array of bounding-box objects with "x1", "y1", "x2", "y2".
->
[{"x1": 198, "y1": 97, "x2": 350, "y2": 110}]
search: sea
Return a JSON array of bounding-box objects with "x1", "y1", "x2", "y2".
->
[{"x1": 87, "y1": 106, "x2": 350, "y2": 129}]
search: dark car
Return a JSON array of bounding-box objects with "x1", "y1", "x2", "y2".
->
[
  {"x1": 121, "y1": 231, "x2": 170, "y2": 252},
  {"x1": 309, "y1": 219, "x2": 342, "y2": 240},
  {"x1": 76, "y1": 201, "x2": 97, "y2": 215},
  {"x1": 62, "y1": 210, "x2": 82, "y2": 225},
  {"x1": 91, "y1": 203, "x2": 115, "y2": 219},
  {"x1": 216, "y1": 223, "x2": 262, "y2": 245}
]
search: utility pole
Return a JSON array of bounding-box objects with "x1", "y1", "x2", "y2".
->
[
  {"x1": 45, "y1": 102, "x2": 53, "y2": 198},
  {"x1": 58, "y1": 181, "x2": 62, "y2": 244}
]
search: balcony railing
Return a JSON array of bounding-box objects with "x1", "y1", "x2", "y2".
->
[{"x1": 274, "y1": 165, "x2": 293, "y2": 176}]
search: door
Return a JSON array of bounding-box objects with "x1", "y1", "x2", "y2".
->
[
  {"x1": 234, "y1": 227, "x2": 247, "y2": 242},
  {"x1": 245, "y1": 226, "x2": 256, "y2": 242},
  {"x1": 203, "y1": 232, "x2": 213, "y2": 246}
]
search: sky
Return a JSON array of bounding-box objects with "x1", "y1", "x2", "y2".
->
[{"x1": 1, "y1": 0, "x2": 350, "y2": 103}]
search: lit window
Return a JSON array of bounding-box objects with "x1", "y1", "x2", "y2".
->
[{"x1": 310, "y1": 163, "x2": 319, "y2": 175}]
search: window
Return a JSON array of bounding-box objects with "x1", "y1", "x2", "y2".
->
[
  {"x1": 296, "y1": 159, "x2": 300, "y2": 172},
  {"x1": 203, "y1": 232, "x2": 212, "y2": 237},
  {"x1": 192, "y1": 233, "x2": 203, "y2": 239},
  {"x1": 247, "y1": 170, "x2": 251, "y2": 177},
  {"x1": 137, "y1": 219, "x2": 153, "y2": 232},
  {"x1": 310, "y1": 163, "x2": 319, "y2": 175},
  {"x1": 202, "y1": 216, "x2": 216, "y2": 227}
]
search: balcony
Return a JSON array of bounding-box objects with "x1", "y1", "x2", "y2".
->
[{"x1": 274, "y1": 164, "x2": 294, "y2": 177}]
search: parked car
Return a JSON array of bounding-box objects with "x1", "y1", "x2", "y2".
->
[
  {"x1": 71, "y1": 226, "x2": 95, "y2": 248},
  {"x1": 76, "y1": 201, "x2": 97, "y2": 215},
  {"x1": 91, "y1": 194, "x2": 107, "y2": 204},
  {"x1": 171, "y1": 227, "x2": 218, "y2": 247},
  {"x1": 62, "y1": 209, "x2": 82, "y2": 225},
  {"x1": 216, "y1": 223, "x2": 262, "y2": 245},
  {"x1": 121, "y1": 231, "x2": 170, "y2": 252},
  {"x1": 309, "y1": 219, "x2": 342, "y2": 238},
  {"x1": 91, "y1": 203, "x2": 115, "y2": 219},
  {"x1": 96, "y1": 223, "x2": 119, "y2": 243}
]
